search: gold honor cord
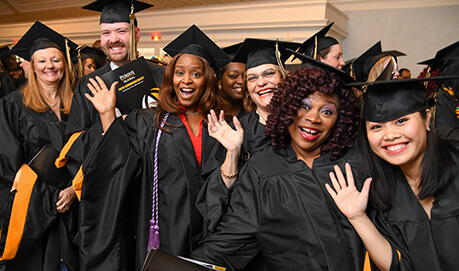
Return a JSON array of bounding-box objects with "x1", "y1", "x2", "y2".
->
[
  {"x1": 275, "y1": 40, "x2": 286, "y2": 78},
  {"x1": 128, "y1": 4, "x2": 136, "y2": 61}
]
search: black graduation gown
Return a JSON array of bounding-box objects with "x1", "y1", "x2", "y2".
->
[
  {"x1": 433, "y1": 87, "x2": 459, "y2": 141},
  {"x1": 198, "y1": 110, "x2": 271, "y2": 234},
  {"x1": 192, "y1": 145, "x2": 365, "y2": 271},
  {"x1": 63, "y1": 61, "x2": 165, "y2": 173},
  {"x1": 0, "y1": 91, "x2": 78, "y2": 270},
  {"x1": 368, "y1": 148, "x2": 459, "y2": 271},
  {"x1": 80, "y1": 109, "x2": 221, "y2": 271}
]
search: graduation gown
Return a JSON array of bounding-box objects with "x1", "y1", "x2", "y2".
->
[
  {"x1": 0, "y1": 91, "x2": 78, "y2": 270},
  {"x1": 62, "y1": 61, "x2": 165, "y2": 174},
  {"x1": 368, "y1": 147, "x2": 459, "y2": 271},
  {"x1": 80, "y1": 109, "x2": 221, "y2": 271},
  {"x1": 192, "y1": 145, "x2": 365, "y2": 271},
  {"x1": 197, "y1": 110, "x2": 271, "y2": 234}
]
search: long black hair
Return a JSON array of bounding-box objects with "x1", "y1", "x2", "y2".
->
[{"x1": 357, "y1": 110, "x2": 458, "y2": 210}]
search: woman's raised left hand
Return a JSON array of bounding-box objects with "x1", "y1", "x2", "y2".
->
[
  {"x1": 208, "y1": 109, "x2": 244, "y2": 153},
  {"x1": 325, "y1": 163, "x2": 372, "y2": 221}
]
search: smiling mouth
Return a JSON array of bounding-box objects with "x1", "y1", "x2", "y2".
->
[
  {"x1": 180, "y1": 88, "x2": 196, "y2": 98},
  {"x1": 257, "y1": 88, "x2": 273, "y2": 97},
  {"x1": 384, "y1": 143, "x2": 408, "y2": 154},
  {"x1": 299, "y1": 127, "x2": 321, "y2": 140}
]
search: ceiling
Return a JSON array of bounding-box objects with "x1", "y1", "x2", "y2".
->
[{"x1": 0, "y1": 0, "x2": 256, "y2": 25}]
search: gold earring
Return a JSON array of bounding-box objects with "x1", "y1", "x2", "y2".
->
[{"x1": 427, "y1": 126, "x2": 431, "y2": 132}]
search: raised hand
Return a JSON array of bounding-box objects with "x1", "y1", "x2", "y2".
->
[
  {"x1": 208, "y1": 109, "x2": 244, "y2": 153},
  {"x1": 325, "y1": 163, "x2": 372, "y2": 221},
  {"x1": 85, "y1": 76, "x2": 119, "y2": 132},
  {"x1": 85, "y1": 76, "x2": 118, "y2": 116}
]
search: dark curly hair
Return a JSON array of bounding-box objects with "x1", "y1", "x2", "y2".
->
[{"x1": 265, "y1": 66, "x2": 360, "y2": 160}]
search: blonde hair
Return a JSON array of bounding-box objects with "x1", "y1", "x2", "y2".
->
[
  {"x1": 22, "y1": 49, "x2": 73, "y2": 115},
  {"x1": 367, "y1": 56, "x2": 396, "y2": 82}
]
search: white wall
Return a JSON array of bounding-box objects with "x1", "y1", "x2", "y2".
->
[
  {"x1": 1, "y1": 0, "x2": 458, "y2": 77},
  {"x1": 334, "y1": 2, "x2": 459, "y2": 76}
]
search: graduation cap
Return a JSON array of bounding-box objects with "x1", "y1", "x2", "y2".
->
[
  {"x1": 163, "y1": 25, "x2": 231, "y2": 72},
  {"x1": 287, "y1": 49, "x2": 355, "y2": 84},
  {"x1": 83, "y1": 0, "x2": 153, "y2": 61},
  {"x1": 417, "y1": 58, "x2": 433, "y2": 66},
  {"x1": 0, "y1": 44, "x2": 12, "y2": 70},
  {"x1": 10, "y1": 21, "x2": 78, "y2": 63},
  {"x1": 430, "y1": 40, "x2": 459, "y2": 71},
  {"x1": 295, "y1": 22, "x2": 337, "y2": 60},
  {"x1": 346, "y1": 41, "x2": 382, "y2": 82},
  {"x1": 231, "y1": 38, "x2": 300, "y2": 76},
  {"x1": 345, "y1": 76, "x2": 459, "y2": 122},
  {"x1": 222, "y1": 42, "x2": 243, "y2": 62},
  {"x1": 362, "y1": 50, "x2": 406, "y2": 80},
  {"x1": 82, "y1": 0, "x2": 153, "y2": 24},
  {"x1": 0, "y1": 44, "x2": 11, "y2": 57}
]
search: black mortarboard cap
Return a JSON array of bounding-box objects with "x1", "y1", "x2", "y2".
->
[
  {"x1": 222, "y1": 42, "x2": 243, "y2": 62},
  {"x1": 82, "y1": 0, "x2": 153, "y2": 24},
  {"x1": 346, "y1": 76, "x2": 459, "y2": 122},
  {"x1": 361, "y1": 50, "x2": 405, "y2": 81},
  {"x1": 430, "y1": 40, "x2": 459, "y2": 70},
  {"x1": 163, "y1": 25, "x2": 231, "y2": 72},
  {"x1": 287, "y1": 49, "x2": 355, "y2": 84},
  {"x1": 417, "y1": 58, "x2": 433, "y2": 66},
  {"x1": 10, "y1": 21, "x2": 78, "y2": 62},
  {"x1": 348, "y1": 41, "x2": 382, "y2": 82},
  {"x1": 295, "y1": 22, "x2": 338, "y2": 60},
  {"x1": 232, "y1": 38, "x2": 300, "y2": 70},
  {"x1": 0, "y1": 44, "x2": 11, "y2": 57}
]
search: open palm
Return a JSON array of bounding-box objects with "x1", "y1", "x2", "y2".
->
[
  {"x1": 325, "y1": 163, "x2": 373, "y2": 221},
  {"x1": 208, "y1": 109, "x2": 244, "y2": 152},
  {"x1": 84, "y1": 76, "x2": 118, "y2": 116}
]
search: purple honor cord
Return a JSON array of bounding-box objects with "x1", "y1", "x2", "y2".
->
[{"x1": 148, "y1": 112, "x2": 169, "y2": 250}]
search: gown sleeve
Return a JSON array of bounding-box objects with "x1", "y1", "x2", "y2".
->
[
  {"x1": 192, "y1": 162, "x2": 261, "y2": 271},
  {"x1": 434, "y1": 87, "x2": 459, "y2": 141}
]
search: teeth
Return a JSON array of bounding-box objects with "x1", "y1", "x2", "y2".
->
[
  {"x1": 181, "y1": 88, "x2": 194, "y2": 92},
  {"x1": 386, "y1": 144, "x2": 406, "y2": 151},
  {"x1": 300, "y1": 127, "x2": 318, "y2": 134},
  {"x1": 258, "y1": 89, "x2": 272, "y2": 96}
]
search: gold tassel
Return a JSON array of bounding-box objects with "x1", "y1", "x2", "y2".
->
[
  {"x1": 313, "y1": 35, "x2": 318, "y2": 59},
  {"x1": 128, "y1": 4, "x2": 136, "y2": 61},
  {"x1": 65, "y1": 39, "x2": 76, "y2": 87},
  {"x1": 77, "y1": 48, "x2": 83, "y2": 79},
  {"x1": 275, "y1": 40, "x2": 286, "y2": 78}
]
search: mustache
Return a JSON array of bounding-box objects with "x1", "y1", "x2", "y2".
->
[{"x1": 106, "y1": 42, "x2": 126, "y2": 48}]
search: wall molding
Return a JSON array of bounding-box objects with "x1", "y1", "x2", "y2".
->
[{"x1": 0, "y1": 0, "x2": 348, "y2": 56}]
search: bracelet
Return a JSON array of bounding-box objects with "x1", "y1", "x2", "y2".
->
[{"x1": 220, "y1": 165, "x2": 239, "y2": 179}]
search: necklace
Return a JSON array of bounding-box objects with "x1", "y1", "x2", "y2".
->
[
  {"x1": 185, "y1": 111, "x2": 200, "y2": 115},
  {"x1": 45, "y1": 96, "x2": 60, "y2": 107},
  {"x1": 256, "y1": 109, "x2": 267, "y2": 124}
]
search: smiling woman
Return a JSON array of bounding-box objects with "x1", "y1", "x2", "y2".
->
[
  {"x1": 326, "y1": 79, "x2": 459, "y2": 271},
  {"x1": 192, "y1": 66, "x2": 364, "y2": 270},
  {"x1": 0, "y1": 21, "x2": 79, "y2": 271},
  {"x1": 80, "y1": 24, "x2": 233, "y2": 270}
]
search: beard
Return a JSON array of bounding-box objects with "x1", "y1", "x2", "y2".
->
[{"x1": 102, "y1": 41, "x2": 130, "y2": 63}]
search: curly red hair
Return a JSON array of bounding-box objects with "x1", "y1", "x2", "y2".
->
[{"x1": 265, "y1": 66, "x2": 360, "y2": 160}]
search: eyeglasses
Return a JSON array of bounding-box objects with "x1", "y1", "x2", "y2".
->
[{"x1": 246, "y1": 69, "x2": 279, "y2": 84}]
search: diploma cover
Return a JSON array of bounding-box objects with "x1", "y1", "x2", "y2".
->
[
  {"x1": 142, "y1": 249, "x2": 226, "y2": 271},
  {"x1": 101, "y1": 57, "x2": 157, "y2": 114}
]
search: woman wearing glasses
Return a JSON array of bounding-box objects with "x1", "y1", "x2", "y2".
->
[{"x1": 198, "y1": 40, "x2": 300, "y2": 235}]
